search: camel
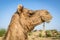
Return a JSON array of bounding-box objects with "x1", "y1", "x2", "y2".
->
[{"x1": 3, "y1": 5, "x2": 52, "y2": 40}]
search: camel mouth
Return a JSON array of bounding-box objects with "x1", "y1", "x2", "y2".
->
[
  {"x1": 45, "y1": 16, "x2": 52, "y2": 23},
  {"x1": 42, "y1": 18, "x2": 52, "y2": 23},
  {"x1": 45, "y1": 18, "x2": 52, "y2": 23}
]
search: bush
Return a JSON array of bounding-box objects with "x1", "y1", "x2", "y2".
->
[
  {"x1": 46, "y1": 30, "x2": 51, "y2": 37},
  {"x1": 0, "y1": 29, "x2": 6, "y2": 37},
  {"x1": 28, "y1": 32, "x2": 32, "y2": 36}
]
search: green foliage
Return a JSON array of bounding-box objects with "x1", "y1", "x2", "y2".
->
[
  {"x1": 46, "y1": 30, "x2": 51, "y2": 37},
  {"x1": 0, "y1": 29, "x2": 6, "y2": 37},
  {"x1": 46, "y1": 30, "x2": 59, "y2": 37},
  {"x1": 28, "y1": 32, "x2": 32, "y2": 36},
  {"x1": 51, "y1": 29, "x2": 58, "y2": 33}
]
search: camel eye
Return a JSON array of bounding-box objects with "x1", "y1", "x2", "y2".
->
[
  {"x1": 28, "y1": 13, "x2": 34, "y2": 17},
  {"x1": 28, "y1": 13, "x2": 32, "y2": 17}
]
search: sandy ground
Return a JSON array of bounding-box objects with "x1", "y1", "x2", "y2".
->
[
  {"x1": 0, "y1": 37, "x2": 2, "y2": 40},
  {"x1": 28, "y1": 37, "x2": 60, "y2": 40},
  {"x1": 0, "y1": 37, "x2": 60, "y2": 40},
  {"x1": 28, "y1": 36, "x2": 60, "y2": 40}
]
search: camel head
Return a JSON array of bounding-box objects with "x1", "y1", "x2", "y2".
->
[
  {"x1": 17, "y1": 5, "x2": 52, "y2": 31},
  {"x1": 34, "y1": 10, "x2": 52, "y2": 23}
]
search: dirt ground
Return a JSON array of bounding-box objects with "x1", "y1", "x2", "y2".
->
[
  {"x1": 0, "y1": 37, "x2": 2, "y2": 40},
  {"x1": 28, "y1": 37, "x2": 60, "y2": 40},
  {"x1": 0, "y1": 37, "x2": 60, "y2": 40},
  {"x1": 28, "y1": 36, "x2": 60, "y2": 40}
]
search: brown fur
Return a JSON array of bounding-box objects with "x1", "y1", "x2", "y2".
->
[{"x1": 3, "y1": 5, "x2": 52, "y2": 40}]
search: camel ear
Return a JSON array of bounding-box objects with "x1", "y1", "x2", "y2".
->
[
  {"x1": 17, "y1": 4, "x2": 23, "y2": 13},
  {"x1": 18, "y1": 4, "x2": 23, "y2": 9}
]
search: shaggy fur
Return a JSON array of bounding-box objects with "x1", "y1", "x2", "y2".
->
[{"x1": 3, "y1": 5, "x2": 52, "y2": 40}]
